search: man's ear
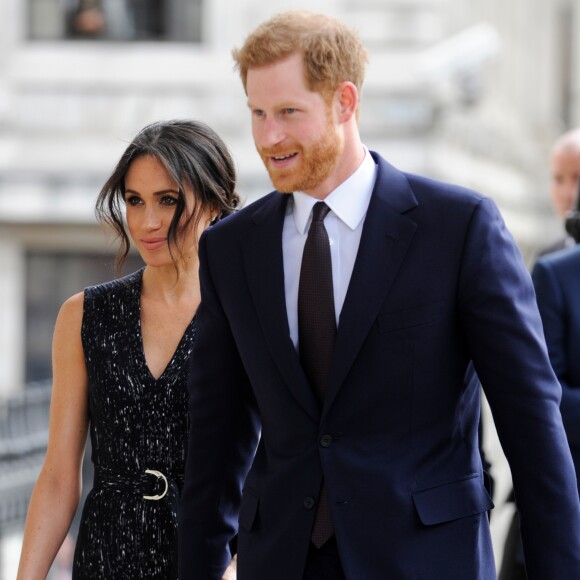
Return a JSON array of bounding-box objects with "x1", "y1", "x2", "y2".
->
[{"x1": 335, "y1": 81, "x2": 359, "y2": 124}]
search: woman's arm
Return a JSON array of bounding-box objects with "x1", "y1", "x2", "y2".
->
[{"x1": 17, "y1": 292, "x2": 89, "y2": 579}]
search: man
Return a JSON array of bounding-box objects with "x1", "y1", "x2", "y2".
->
[
  {"x1": 537, "y1": 127, "x2": 580, "y2": 256},
  {"x1": 179, "y1": 11, "x2": 580, "y2": 579}
]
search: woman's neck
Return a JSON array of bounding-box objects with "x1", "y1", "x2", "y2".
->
[{"x1": 141, "y1": 261, "x2": 200, "y2": 306}]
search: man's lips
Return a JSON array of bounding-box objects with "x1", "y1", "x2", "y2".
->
[{"x1": 269, "y1": 152, "x2": 298, "y2": 167}]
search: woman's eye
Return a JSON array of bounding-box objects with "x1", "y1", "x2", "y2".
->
[
  {"x1": 161, "y1": 196, "x2": 178, "y2": 206},
  {"x1": 125, "y1": 195, "x2": 142, "y2": 206}
]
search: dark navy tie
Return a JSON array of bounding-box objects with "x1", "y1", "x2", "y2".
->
[{"x1": 298, "y1": 201, "x2": 335, "y2": 547}]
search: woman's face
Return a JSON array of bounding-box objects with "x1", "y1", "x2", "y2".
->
[{"x1": 124, "y1": 155, "x2": 208, "y2": 268}]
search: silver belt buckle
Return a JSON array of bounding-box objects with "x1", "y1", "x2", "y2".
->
[{"x1": 143, "y1": 469, "x2": 169, "y2": 501}]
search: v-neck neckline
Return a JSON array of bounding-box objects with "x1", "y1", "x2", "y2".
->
[{"x1": 133, "y1": 268, "x2": 196, "y2": 383}]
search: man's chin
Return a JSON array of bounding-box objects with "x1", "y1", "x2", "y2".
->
[{"x1": 268, "y1": 173, "x2": 296, "y2": 194}]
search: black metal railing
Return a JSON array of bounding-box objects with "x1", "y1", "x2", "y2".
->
[{"x1": 0, "y1": 381, "x2": 51, "y2": 527}]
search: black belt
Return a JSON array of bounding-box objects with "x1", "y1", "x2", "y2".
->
[
  {"x1": 92, "y1": 465, "x2": 182, "y2": 578},
  {"x1": 93, "y1": 465, "x2": 184, "y2": 501}
]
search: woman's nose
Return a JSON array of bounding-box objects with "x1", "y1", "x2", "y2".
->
[{"x1": 144, "y1": 207, "x2": 162, "y2": 230}]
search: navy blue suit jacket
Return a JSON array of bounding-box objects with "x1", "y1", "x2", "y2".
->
[
  {"x1": 532, "y1": 245, "x2": 580, "y2": 489},
  {"x1": 179, "y1": 153, "x2": 580, "y2": 579}
]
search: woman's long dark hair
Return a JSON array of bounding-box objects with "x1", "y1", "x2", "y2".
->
[{"x1": 96, "y1": 119, "x2": 239, "y2": 270}]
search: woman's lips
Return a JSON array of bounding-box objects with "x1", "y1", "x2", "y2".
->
[{"x1": 141, "y1": 238, "x2": 167, "y2": 251}]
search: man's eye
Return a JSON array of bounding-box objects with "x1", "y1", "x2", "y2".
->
[{"x1": 284, "y1": 108, "x2": 297, "y2": 114}]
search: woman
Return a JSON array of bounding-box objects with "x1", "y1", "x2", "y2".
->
[{"x1": 17, "y1": 120, "x2": 239, "y2": 579}]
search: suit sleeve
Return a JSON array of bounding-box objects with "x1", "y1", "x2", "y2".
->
[
  {"x1": 532, "y1": 258, "x2": 580, "y2": 447},
  {"x1": 457, "y1": 198, "x2": 580, "y2": 579},
  {"x1": 179, "y1": 228, "x2": 260, "y2": 579}
]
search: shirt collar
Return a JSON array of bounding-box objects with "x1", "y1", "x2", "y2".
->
[{"x1": 292, "y1": 146, "x2": 377, "y2": 235}]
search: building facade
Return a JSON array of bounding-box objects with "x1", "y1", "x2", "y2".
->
[
  {"x1": 2, "y1": 0, "x2": 578, "y2": 397},
  {"x1": 0, "y1": 0, "x2": 579, "y2": 575}
]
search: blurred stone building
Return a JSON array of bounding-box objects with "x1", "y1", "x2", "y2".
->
[
  {"x1": 0, "y1": 0, "x2": 579, "y2": 574},
  {"x1": 3, "y1": 0, "x2": 579, "y2": 396}
]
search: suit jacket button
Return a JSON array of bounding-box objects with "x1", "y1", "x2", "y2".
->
[
  {"x1": 320, "y1": 434, "x2": 333, "y2": 448},
  {"x1": 303, "y1": 496, "x2": 315, "y2": 509}
]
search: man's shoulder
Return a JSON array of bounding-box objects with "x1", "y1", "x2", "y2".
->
[
  {"x1": 533, "y1": 246, "x2": 580, "y2": 298},
  {"x1": 371, "y1": 150, "x2": 485, "y2": 209},
  {"x1": 210, "y1": 191, "x2": 280, "y2": 230},
  {"x1": 536, "y1": 235, "x2": 575, "y2": 259},
  {"x1": 536, "y1": 244, "x2": 580, "y2": 275},
  {"x1": 404, "y1": 171, "x2": 484, "y2": 207}
]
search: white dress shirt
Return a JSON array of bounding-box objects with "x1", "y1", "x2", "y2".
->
[{"x1": 282, "y1": 147, "x2": 378, "y2": 349}]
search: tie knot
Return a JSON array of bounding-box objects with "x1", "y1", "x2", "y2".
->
[{"x1": 312, "y1": 202, "x2": 331, "y2": 223}]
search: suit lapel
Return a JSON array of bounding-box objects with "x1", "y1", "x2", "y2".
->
[
  {"x1": 322, "y1": 154, "x2": 419, "y2": 418},
  {"x1": 242, "y1": 193, "x2": 320, "y2": 422}
]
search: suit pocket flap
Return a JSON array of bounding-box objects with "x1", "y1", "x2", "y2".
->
[
  {"x1": 239, "y1": 489, "x2": 259, "y2": 531},
  {"x1": 378, "y1": 300, "x2": 445, "y2": 333},
  {"x1": 412, "y1": 475, "x2": 493, "y2": 526}
]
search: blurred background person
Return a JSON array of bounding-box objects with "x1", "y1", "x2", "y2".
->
[
  {"x1": 16, "y1": 120, "x2": 239, "y2": 579},
  {"x1": 538, "y1": 127, "x2": 580, "y2": 256},
  {"x1": 67, "y1": 0, "x2": 138, "y2": 40},
  {"x1": 69, "y1": 0, "x2": 106, "y2": 38}
]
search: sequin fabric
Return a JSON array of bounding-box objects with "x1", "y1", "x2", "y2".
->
[{"x1": 72, "y1": 268, "x2": 195, "y2": 579}]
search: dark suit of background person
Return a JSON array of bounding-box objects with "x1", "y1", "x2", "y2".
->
[
  {"x1": 532, "y1": 245, "x2": 580, "y2": 485},
  {"x1": 179, "y1": 149, "x2": 580, "y2": 580}
]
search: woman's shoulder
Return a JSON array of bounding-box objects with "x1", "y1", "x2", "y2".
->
[
  {"x1": 58, "y1": 291, "x2": 85, "y2": 323},
  {"x1": 53, "y1": 291, "x2": 85, "y2": 345},
  {"x1": 84, "y1": 268, "x2": 144, "y2": 303}
]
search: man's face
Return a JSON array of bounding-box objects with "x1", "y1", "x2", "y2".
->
[
  {"x1": 246, "y1": 53, "x2": 343, "y2": 198},
  {"x1": 550, "y1": 147, "x2": 580, "y2": 219}
]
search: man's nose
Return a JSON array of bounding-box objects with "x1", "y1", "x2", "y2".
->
[
  {"x1": 258, "y1": 117, "x2": 285, "y2": 149},
  {"x1": 565, "y1": 182, "x2": 579, "y2": 207}
]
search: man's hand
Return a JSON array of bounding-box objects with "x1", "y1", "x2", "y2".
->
[{"x1": 222, "y1": 554, "x2": 237, "y2": 580}]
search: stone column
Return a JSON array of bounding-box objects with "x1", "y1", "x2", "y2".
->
[{"x1": 0, "y1": 233, "x2": 25, "y2": 395}]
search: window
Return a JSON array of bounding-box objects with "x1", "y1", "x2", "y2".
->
[
  {"x1": 25, "y1": 251, "x2": 144, "y2": 382},
  {"x1": 28, "y1": 0, "x2": 203, "y2": 42}
]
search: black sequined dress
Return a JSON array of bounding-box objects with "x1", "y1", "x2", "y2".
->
[{"x1": 72, "y1": 269, "x2": 195, "y2": 579}]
